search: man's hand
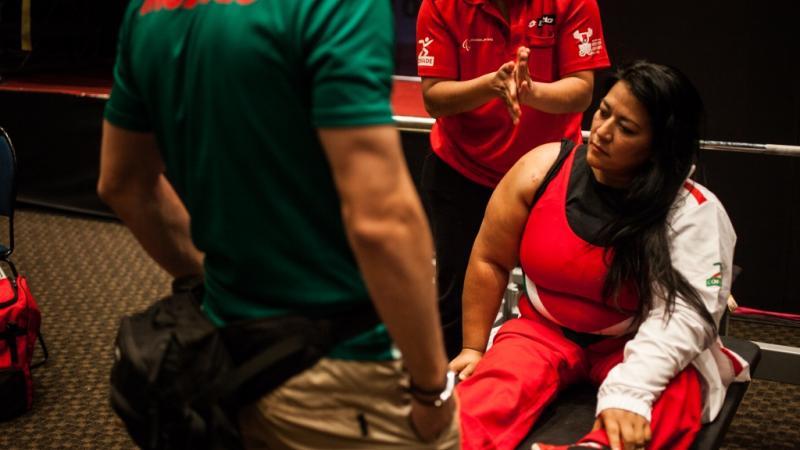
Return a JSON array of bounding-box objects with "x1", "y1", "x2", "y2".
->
[
  {"x1": 489, "y1": 61, "x2": 521, "y2": 124},
  {"x1": 514, "y1": 46, "x2": 536, "y2": 108},
  {"x1": 449, "y1": 348, "x2": 484, "y2": 380},
  {"x1": 410, "y1": 395, "x2": 457, "y2": 442},
  {"x1": 592, "y1": 408, "x2": 651, "y2": 450}
]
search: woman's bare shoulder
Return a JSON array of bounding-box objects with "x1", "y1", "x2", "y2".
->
[
  {"x1": 520, "y1": 141, "x2": 562, "y2": 167},
  {"x1": 507, "y1": 142, "x2": 562, "y2": 188},
  {"x1": 495, "y1": 141, "x2": 563, "y2": 209}
]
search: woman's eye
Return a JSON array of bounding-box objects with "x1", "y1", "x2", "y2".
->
[
  {"x1": 619, "y1": 124, "x2": 634, "y2": 135},
  {"x1": 598, "y1": 108, "x2": 610, "y2": 118}
]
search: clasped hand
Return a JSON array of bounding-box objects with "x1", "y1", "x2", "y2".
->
[{"x1": 489, "y1": 46, "x2": 535, "y2": 125}]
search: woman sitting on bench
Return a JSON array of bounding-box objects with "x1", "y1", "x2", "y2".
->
[{"x1": 450, "y1": 61, "x2": 750, "y2": 450}]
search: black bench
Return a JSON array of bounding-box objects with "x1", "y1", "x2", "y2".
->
[{"x1": 515, "y1": 336, "x2": 761, "y2": 450}]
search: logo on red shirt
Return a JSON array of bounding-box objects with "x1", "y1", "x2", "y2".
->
[
  {"x1": 573, "y1": 28, "x2": 602, "y2": 57},
  {"x1": 418, "y1": 37, "x2": 435, "y2": 67},
  {"x1": 529, "y1": 15, "x2": 555, "y2": 28},
  {"x1": 461, "y1": 37, "x2": 494, "y2": 52},
  {"x1": 140, "y1": 0, "x2": 256, "y2": 15}
]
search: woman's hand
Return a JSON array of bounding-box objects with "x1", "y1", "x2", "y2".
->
[
  {"x1": 592, "y1": 408, "x2": 651, "y2": 450},
  {"x1": 488, "y1": 61, "x2": 521, "y2": 124},
  {"x1": 514, "y1": 46, "x2": 536, "y2": 107},
  {"x1": 448, "y1": 348, "x2": 484, "y2": 380}
]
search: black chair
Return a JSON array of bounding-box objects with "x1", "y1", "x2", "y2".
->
[
  {"x1": 0, "y1": 126, "x2": 18, "y2": 276},
  {"x1": 516, "y1": 336, "x2": 761, "y2": 450}
]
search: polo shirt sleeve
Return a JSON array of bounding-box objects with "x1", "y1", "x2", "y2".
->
[
  {"x1": 556, "y1": 0, "x2": 611, "y2": 77},
  {"x1": 305, "y1": 1, "x2": 394, "y2": 128},
  {"x1": 416, "y1": 0, "x2": 458, "y2": 79},
  {"x1": 104, "y1": 1, "x2": 152, "y2": 132}
]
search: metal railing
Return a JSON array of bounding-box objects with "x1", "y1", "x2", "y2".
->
[
  {"x1": 394, "y1": 115, "x2": 436, "y2": 134},
  {"x1": 394, "y1": 115, "x2": 800, "y2": 158},
  {"x1": 700, "y1": 140, "x2": 800, "y2": 157}
]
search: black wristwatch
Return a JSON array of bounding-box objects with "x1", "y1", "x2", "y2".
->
[{"x1": 409, "y1": 370, "x2": 456, "y2": 407}]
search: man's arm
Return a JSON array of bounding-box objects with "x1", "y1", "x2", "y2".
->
[
  {"x1": 318, "y1": 124, "x2": 447, "y2": 387},
  {"x1": 97, "y1": 121, "x2": 204, "y2": 278},
  {"x1": 317, "y1": 124, "x2": 453, "y2": 440}
]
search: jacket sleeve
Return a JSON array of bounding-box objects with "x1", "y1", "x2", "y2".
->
[{"x1": 595, "y1": 186, "x2": 737, "y2": 421}]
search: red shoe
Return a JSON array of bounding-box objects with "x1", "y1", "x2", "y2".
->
[{"x1": 531, "y1": 442, "x2": 610, "y2": 450}]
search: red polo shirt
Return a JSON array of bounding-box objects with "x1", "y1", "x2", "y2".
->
[{"x1": 416, "y1": 0, "x2": 610, "y2": 187}]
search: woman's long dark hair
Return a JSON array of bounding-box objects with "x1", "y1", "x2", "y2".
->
[{"x1": 598, "y1": 61, "x2": 715, "y2": 332}]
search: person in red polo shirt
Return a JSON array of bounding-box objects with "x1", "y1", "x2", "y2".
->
[{"x1": 416, "y1": 0, "x2": 611, "y2": 358}]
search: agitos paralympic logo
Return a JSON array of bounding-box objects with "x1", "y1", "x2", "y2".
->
[{"x1": 140, "y1": 0, "x2": 255, "y2": 15}]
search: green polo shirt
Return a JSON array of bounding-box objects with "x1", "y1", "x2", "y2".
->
[{"x1": 105, "y1": 0, "x2": 397, "y2": 360}]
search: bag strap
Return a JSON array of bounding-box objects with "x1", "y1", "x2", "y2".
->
[
  {"x1": 0, "y1": 259, "x2": 48, "y2": 369},
  {"x1": 31, "y1": 332, "x2": 48, "y2": 369},
  {"x1": 0, "y1": 259, "x2": 18, "y2": 308},
  {"x1": 0, "y1": 328, "x2": 48, "y2": 368},
  {"x1": 0, "y1": 325, "x2": 21, "y2": 363},
  {"x1": 206, "y1": 334, "x2": 307, "y2": 405},
  {"x1": 0, "y1": 258, "x2": 18, "y2": 278},
  {"x1": 212, "y1": 306, "x2": 380, "y2": 401},
  {"x1": 173, "y1": 276, "x2": 381, "y2": 407}
]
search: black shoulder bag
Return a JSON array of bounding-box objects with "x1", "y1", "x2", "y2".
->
[{"x1": 110, "y1": 276, "x2": 380, "y2": 450}]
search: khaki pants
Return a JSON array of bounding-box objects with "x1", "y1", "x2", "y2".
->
[{"x1": 238, "y1": 358, "x2": 460, "y2": 449}]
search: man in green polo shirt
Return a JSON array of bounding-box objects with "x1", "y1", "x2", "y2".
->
[{"x1": 98, "y1": 0, "x2": 458, "y2": 448}]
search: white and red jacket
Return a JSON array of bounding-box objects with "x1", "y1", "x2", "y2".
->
[{"x1": 594, "y1": 181, "x2": 749, "y2": 423}]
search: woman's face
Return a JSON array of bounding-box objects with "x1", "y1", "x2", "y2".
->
[{"x1": 587, "y1": 80, "x2": 653, "y2": 188}]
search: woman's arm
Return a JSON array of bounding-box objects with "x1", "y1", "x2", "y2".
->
[
  {"x1": 421, "y1": 62, "x2": 521, "y2": 123},
  {"x1": 515, "y1": 47, "x2": 595, "y2": 114},
  {"x1": 450, "y1": 142, "x2": 561, "y2": 378},
  {"x1": 596, "y1": 187, "x2": 736, "y2": 421},
  {"x1": 422, "y1": 61, "x2": 594, "y2": 124}
]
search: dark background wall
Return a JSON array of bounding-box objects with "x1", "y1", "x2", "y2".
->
[
  {"x1": 593, "y1": 0, "x2": 800, "y2": 146},
  {"x1": 0, "y1": 0, "x2": 126, "y2": 72}
]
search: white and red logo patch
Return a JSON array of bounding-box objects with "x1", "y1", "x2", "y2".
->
[
  {"x1": 573, "y1": 28, "x2": 602, "y2": 57},
  {"x1": 418, "y1": 37, "x2": 435, "y2": 66}
]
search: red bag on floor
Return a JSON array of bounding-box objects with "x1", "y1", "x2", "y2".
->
[{"x1": 0, "y1": 263, "x2": 47, "y2": 421}]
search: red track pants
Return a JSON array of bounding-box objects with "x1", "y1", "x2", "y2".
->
[{"x1": 457, "y1": 298, "x2": 702, "y2": 450}]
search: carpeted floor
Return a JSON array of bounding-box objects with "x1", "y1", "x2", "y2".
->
[
  {"x1": 0, "y1": 207, "x2": 797, "y2": 449},
  {"x1": 721, "y1": 319, "x2": 800, "y2": 450},
  {"x1": 0, "y1": 208, "x2": 169, "y2": 449}
]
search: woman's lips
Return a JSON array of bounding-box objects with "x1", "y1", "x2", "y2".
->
[{"x1": 590, "y1": 141, "x2": 608, "y2": 156}]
